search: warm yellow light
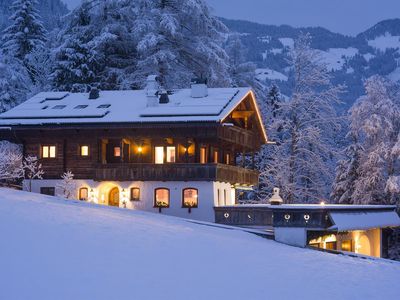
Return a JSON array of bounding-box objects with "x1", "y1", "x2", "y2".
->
[
  {"x1": 81, "y1": 145, "x2": 89, "y2": 156},
  {"x1": 138, "y1": 146, "x2": 143, "y2": 153},
  {"x1": 320, "y1": 201, "x2": 325, "y2": 206}
]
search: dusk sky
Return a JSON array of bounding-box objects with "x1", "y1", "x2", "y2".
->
[{"x1": 63, "y1": 0, "x2": 400, "y2": 36}]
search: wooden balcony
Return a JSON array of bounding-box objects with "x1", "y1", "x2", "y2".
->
[{"x1": 94, "y1": 163, "x2": 259, "y2": 186}]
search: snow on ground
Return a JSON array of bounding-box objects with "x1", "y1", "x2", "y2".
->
[
  {"x1": 279, "y1": 37, "x2": 294, "y2": 48},
  {"x1": 0, "y1": 188, "x2": 399, "y2": 300},
  {"x1": 256, "y1": 68, "x2": 288, "y2": 81},
  {"x1": 368, "y1": 33, "x2": 400, "y2": 51},
  {"x1": 388, "y1": 67, "x2": 400, "y2": 82},
  {"x1": 317, "y1": 48, "x2": 359, "y2": 71}
]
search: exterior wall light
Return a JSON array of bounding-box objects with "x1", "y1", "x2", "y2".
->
[
  {"x1": 224, "y1": 212, "x2": 230, "y2": 218},
  {"x1": 284, "y1": 214, "x2": 291, "y2": 221},
  {"x1": 304, "y1": 214, "x2": 310, "y2": 221}
]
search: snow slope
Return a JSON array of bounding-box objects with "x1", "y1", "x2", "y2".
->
[{"x1": 0, "y1": 188, "x2": 399, "y2": 300}]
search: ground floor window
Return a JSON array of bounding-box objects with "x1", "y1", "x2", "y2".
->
[
  {"x1": 130, "y1": 187, "x2": 140, "y2": 201},
  {"x1": 154, "y1": 188, "x2": 170, "y2": 208},
  {"x1": 79, "y1": 187, "x2": 88, "y2": 201},
  {"x1": 40, "y1": 187, "x2": 55, "y2": 196},
  {"x1": 182, "y1": 188, "x2": 198, "y2": 208}
]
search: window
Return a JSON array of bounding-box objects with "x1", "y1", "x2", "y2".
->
[
  {"x1": 40, "y1": 187, "x2": 55, "y2": 196},
  {"x1": 130, "y1": 188, "x2": 140, "y2": 201},
  {"x1": 97, "y1": 104, "x2": 111, "y2": 108},
  {"x1": 80, "y1": 145, "x2": 89, "y2": 156},
  {"x1": 166, "y1": 146, "x2": 176, "y2": 163},
  {"x1": 182, "y1": 188, "x2": 198, "y2": 208},
  {"x1": 79, "y1": 187, "x2": 88, "y2": 201},
  {"x1": 213, "y1": 150, "x2": 219, "y2": 163},
  {"x1": 224, "y1": 189, "x2": 227, "y2": 205},
  {"x1": 154, "y1": 188, "x2": 170, "y2": 207},
  {"x1": 42, "y1": 145, "x2": 56, "y2": 158},
  {"x1": 341, "y1": 240, "x2": 352, "y2": 252},
  {"x1": 52, "y1": 105, "x2": 66, "y2": 109},
  {"x1": 74, "y1": 105, "x2": 88, "y2": 109},
  {"x1": 225, "y1": 153, "x2": 230, "y2": 164},
  {"x1": 114, "y1": 146, "x2": 121, "y2": 157},
  {"x1": 155, "y1": 146, "x2": 164, "y2": 164},
  {"x1": 200, "y1": 147, "x2": 207, "y2": 164}
]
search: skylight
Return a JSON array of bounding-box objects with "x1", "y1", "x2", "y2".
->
[
  {"x1": 97, "y1": 104, "x2": 111, "y2": 108},
  {"x1": 74, "y1": 105, "x2": 88, "y2": 109},
  {"x1": 52, "y1": 105, "x2": 66, "y2": 109}
]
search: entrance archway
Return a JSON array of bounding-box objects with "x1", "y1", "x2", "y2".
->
[
  {"x1": 358, "y1": 235, "x2": 371, "y2": 256},
  {"x1": 109, "y1": 187, "x2": 120, "y2": 207}
]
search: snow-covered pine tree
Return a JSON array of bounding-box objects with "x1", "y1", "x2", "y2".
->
[
  {"x1": 331, "y1": 132, "x2": 364, "y2": 204},
  {"x1": 1, "y1": 0, "x2": 47, "y2": 61},
  {"x1": 23, "y1": 155, "x2": 44, "y2": 192},
  {"x1": 0, "y1": 141, "x2": 23, "y2": 181},
  {"x1": 0, "y1": 54, "x2": 32, "y2": 112},
  {"x1": 57, "y1": 171, "x2": 76, "y2": 199},
  {"x1": 132, "y1": 0, "x2": 230, "y2": 89},
  {"x1": 259, "y1": 33, "x2": 344, "y2": 203}
]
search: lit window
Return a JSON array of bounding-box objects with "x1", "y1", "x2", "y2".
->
[
  {"x1": 80, "y1": 145, "x2": 89, "y2": 156},
  {"x1": 42, "y1": 145, "x2": 56, "y2": 158},
  {"x1": 224, "y1": 190, "x2": 227, "y2": 205},
  {"x1": 213, "y1": 150, "x2": 219, "y2": 163},
  {"x1": 200, "y1": 147, "x2": 207, "y2": 164},
  {"x1": 52, "y1": 105, "x2": 66, "y2": 109},
  {"x1": 166, "y1": 146, "x2": 176, "y2": 163},
  {"x1": 74, "y1": 105, "x2": 88, "y2": 109},
  {"x1": 79, "y1": 187, "x2": 88, "y2": 201},
  {"x1": 97, "y1": 104, "x2": 111, "y2": 108},
  {"x1": 130, "y1": 188, "x2": 140, "y2": 201},
  {"x1": 154, "y1": 188, "x2": 170, "y2": 207},
  {"x1": 182, "y1": 188, "x2": 198, "y2": 208},
  {"x1": 155, "y1": 146, "x2": 164, "y2": 164},
  {"x1": 225, "y1": 153, "x2": 230, "y2": 164},
  {"x1": 114, "y1": 147, "x2": 121, "y2": 157}
]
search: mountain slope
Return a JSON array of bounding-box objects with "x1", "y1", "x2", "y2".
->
[
  {"x1": 223, "y1": 18, "x2": 400, "y2": 108},
  {"x1": 0, "y1": 188, "x2": 399, "y2": 300}
]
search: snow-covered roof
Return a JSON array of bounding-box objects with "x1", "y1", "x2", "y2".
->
[
  {"x1": 0, "y1": 88, "x2": 255, "y2": 126},
  {"x1": 329, "y1": 211, "x2": 400, "y2": 231}
]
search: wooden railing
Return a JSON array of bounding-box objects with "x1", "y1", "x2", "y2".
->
[{"x1": 94, "y1": 163, "x2": 259, "y2": 185}]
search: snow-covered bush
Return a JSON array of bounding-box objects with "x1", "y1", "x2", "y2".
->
[
  {"x1": 56, "y1": 171, "x2": 76, "y2": 199},
  {"x1": 0, "y1": 141, "x2": 23, "y2": 181},
  {"x1": 23, "y1": 155, "x2": 44, "y2": 192}
]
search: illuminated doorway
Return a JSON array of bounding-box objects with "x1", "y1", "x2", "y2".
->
[
  {"x1": 109, "y1": 187, "x2": 120, "y2": 207},
  {"x1": 357, "y1": 235, "x2": 371, "y2": 256}
]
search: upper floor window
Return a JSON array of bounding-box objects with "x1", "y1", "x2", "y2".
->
[
  {"x1": 42, "y1": 145, "x2": 56, "y2": 158},
  {"x1": 79, "y1": 187, "x2": 88, "y2": 201},
  {"x1": 130, "y1": 187, "x2": 140, "y2": 201},
  {"x1": 114, "y1": 146, "x2": 121, "y2": 157},
  {"x1": 155, "y1": 146, "x2": 164, "y2": 164},
  {"x1": 182, "y1": 188, "x2": 198, "y2": 208},
  {"x1": 213, "y1": 150, "x2": 219, "y2": 163},
  {"x1": 225, "y1": 153, "x2": 230, "y2": 165},
  {"x1": 154, "y1": 188, "x2": 170, "y2": 208},
  {"x1": 80, "y1": 145, "x2": 89, "y2": 156},
  {"x1": 200, "y1": 147, "x2": 207, "y2": 164},
  {"x1": 166, "y1": 146, "x2": 176, "y2": 163}
]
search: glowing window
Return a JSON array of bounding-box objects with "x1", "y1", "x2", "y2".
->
[
  {"x1": 213, "y1": 150, "x2": 219, "y2": 163},
  {"x1": 80, "y1": 145, "x2": 89, "y2": 156},
  {"x1": 130, "y1": 188, "x2": 140, "y2": 201},
  {"x1": 225, "y1": 153, "x2": 230, "y2": 164},
  {"x1": 154, "y1": 188, "x2": 170, "y2": 207},
  {"x1": 155, "y1": 146, "x2": 164, "y2": 164},
  {"x1": 166, "y1": 146, "x2": 176, "y2": 163},
  {"x1": 79, "y1": 187, "x2": 88, "y2": 201},
  {"x1": 42, "y1": 145, "x2": 56, "y2": 158},
  {"x1": 114, "y1": 146, "x2": 121, "y2": 157},
  {"x1": 182, "y1": 188, "x2": 198, "y2": 208},
  {"x1": 200, "y1": 147, "x2": 207, "y2": 164},
  {"x1": 341, "y1": 240, "x2": 352, "y2": 252}
]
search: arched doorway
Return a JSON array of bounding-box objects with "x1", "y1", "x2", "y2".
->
[
  {"x1": 109, "y1": 187, "x2": 120, "y2": 207},
  {"x1": 358, "y1": 235, "x2": 371, "y2": 256}
]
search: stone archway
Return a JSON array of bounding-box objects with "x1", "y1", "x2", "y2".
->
[{"x1": 108, "y1": 187, "x2": 120, "y2": 207}]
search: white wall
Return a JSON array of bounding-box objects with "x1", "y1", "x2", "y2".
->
[
  {"x1": 274, "y1": 227, "x2": 307, "y2": 247},
  {"x1": 25, "y1": 179, "x2": 235, "y2": 222}
]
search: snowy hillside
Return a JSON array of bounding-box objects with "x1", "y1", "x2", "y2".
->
[{"x1": 0, "y1": 188, "x2": 399, "y2": 300}]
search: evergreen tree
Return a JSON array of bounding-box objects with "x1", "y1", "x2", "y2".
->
[
  {"x1": 132, "y1": 0, "x2": 230, "y2": 89},
  {"x1": 1, "y1": 0, "x2": 47, "y2": 61}
]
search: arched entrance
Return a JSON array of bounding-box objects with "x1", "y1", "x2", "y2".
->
[
  {"x1": 358, "y1": 235, "x2": 371, "y2": 256},
  {"x1": 109, "y1": 187, "x2": 120, "y2": 207}
]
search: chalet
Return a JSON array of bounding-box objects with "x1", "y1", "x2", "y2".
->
[{"x1": 0, "y1": 77, "x2": 267, "y2": 221}]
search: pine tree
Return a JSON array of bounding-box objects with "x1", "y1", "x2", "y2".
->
[
  {"x1": 1, "y1": 0, "x2": 47, "y2": 61},
  {"x1": 132, "y1": 0, "x2": 230, "y2": 89}
]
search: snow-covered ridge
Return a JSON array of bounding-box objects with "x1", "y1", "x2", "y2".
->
[{"x1": 0, "y1": 188, "x2": 399, "y2": 300}]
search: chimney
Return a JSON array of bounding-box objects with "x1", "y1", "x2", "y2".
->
[
  {"x1": 191, "y1": 78, "x2": 208, "y2": 98},
  {"x1": 146, "y1": 75, "x2": 159, "y2": 107},
  {"x1": 269, "y1": 187, "x2": 283, "y2": 205},
  {"x1": 89, "y1": 87, "x2": 100, "y2": 100}
]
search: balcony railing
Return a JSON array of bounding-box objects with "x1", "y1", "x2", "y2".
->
[{"x1": 94, "y1": 163, "x2": 259, "y2": 186}]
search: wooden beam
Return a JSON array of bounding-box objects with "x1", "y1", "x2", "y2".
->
[{"x1": 231, "y1": 111, "x2": 254, "y2": 119}]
